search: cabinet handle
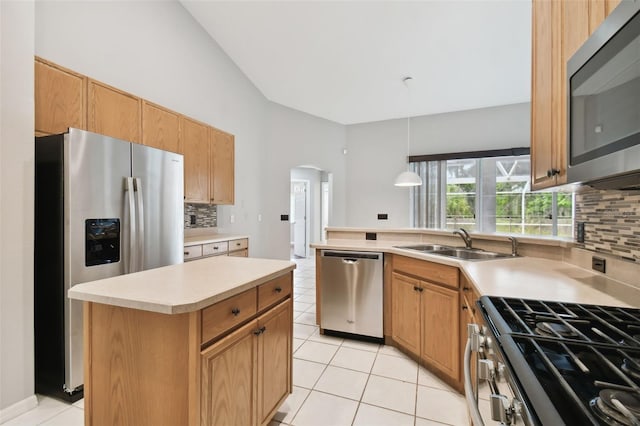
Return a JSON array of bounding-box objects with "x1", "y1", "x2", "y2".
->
[
  {"x1": 253, "y1": 326, "x2": 266, "y2": 336},
  {"x1": 184, "y1": 251, "x2": 189, "y2": 256},
  {"x1": 414, "y1": 286, "x2": 423, "y2": 293},
  {"x1": 231, "y1": 308, "x2": 240, "y2": 316},
  {"x1": 274, "y1": 287, "x2": 282, "y2": 293},
  {"x1": 462, "y1": 306, "x2": 468, "y2": 311},
  {"x1": 463, "y1": 286, "x2": 470, "y2": 292},
  {"x1": 236, "y1": 242, "x2": 241, "y2": 247},
  {"x1": 546, "y1": 168, "x2": 560, "y2": 178}
]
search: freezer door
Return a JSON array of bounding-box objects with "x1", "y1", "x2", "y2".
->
[
  {"x1": 131, "y1": 143, "x2": 184, "y2": 270},
  {"x1": 66, "y1": 128, "x2": 132, "y2": 392}
]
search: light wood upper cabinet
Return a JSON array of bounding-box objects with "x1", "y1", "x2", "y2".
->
[
  {"x1": 35, "y1": 57, "x2": 86, "y2": 136},
  {"x1": 88, "y1": 79, "x2": 141, "y2": 143},
  {"x1": 142, "y1": 101, "x2": 181, "y2": 153},
  {"x1": 531, "y1": 0, "x2": 566, "y2": 189},
  {"x1": 210, "y1": 128, "x2": 235, "y2": 205},
  {"x1": 181, "y1": 117, "x2": 210, "y2": 204},
  {"x1": 530, "y1": 0, "x2": 620, "y2": 190}
]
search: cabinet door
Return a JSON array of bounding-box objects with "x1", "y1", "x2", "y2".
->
[
  {"x1": 421, "y1": 281, "x2": 460, "y2": 382},
  {"x1": 390, "y1": 272, "x2": 421, "y2": 356},
  {"x1": 142, "y1": 101, "x2": 181, "y2": 153},
  {"x1": 88, "y1": 80, "x2": 141, "y2": 143},
  {"x1": 210, "y1": 128, "x2": 235, "y2": 205},
  {"x1": 181, "y1": 117, "x2": 210, "y2": 203},
  {"x1": 531, "y1": 0, "x2": 556, "y2": 189},
  {"x1": 35, "y1": 58, "x2": 86, "y2": 136},
  {"x1": 257, "y1": 299, "x2": 292, "y2": 426},
  {"x1": 201, "y1": 319, "x2": 258, "y2": 426}
]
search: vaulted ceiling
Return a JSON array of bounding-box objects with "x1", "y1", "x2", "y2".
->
[{"x1": 181, "y1": 1, "x2": 532, "y2": 125}]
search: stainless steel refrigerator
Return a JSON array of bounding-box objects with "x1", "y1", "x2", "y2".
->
[{"x1": 34, "y1": 128, "x2": 184, "y2": 401}]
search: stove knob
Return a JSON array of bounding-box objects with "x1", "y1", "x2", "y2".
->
[
  {"x1": 490, "y1": 394, "x2": 511, "y2": 424},
  {"x1": 478, "y1": 359, "x2": 495, "y2": 381}
]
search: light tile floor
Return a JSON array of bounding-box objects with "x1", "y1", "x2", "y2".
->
[{"x1": 5, "y1": 254, "x2": 469, "y2": 426}]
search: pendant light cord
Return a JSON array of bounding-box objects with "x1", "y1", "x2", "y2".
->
[{"x1": 404, "y1": 76, "x2": 413, "y2": 159}]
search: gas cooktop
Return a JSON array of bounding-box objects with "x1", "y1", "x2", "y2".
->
[{"x1": 479, "y1": 296, "x2": 640, "y2": 426}]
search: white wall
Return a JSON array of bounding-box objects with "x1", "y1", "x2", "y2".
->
[
  {"x1": 0, "y1": 0, "x2": 37, "y2": 418},
  {"x1": 264, "y1": 103, "x2": 347, "y2": 259},
  {"x1": 345, "y1": 102, "x2": 530, "y2": 227}
]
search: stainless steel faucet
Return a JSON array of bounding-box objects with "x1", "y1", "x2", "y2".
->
[
  {"x1": 453, "y1": 228, "x2": 472, "y2": 249},
  {"x1": 508, "y1": 236, "x2": 518, "y2": 257}
]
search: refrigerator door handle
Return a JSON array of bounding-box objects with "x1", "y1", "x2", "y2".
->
[
  {"x1": 134, "y1": 177, "x2": 145, "y2": 272},
  {"x1": 125, "y1": 177, "x2": 137, "y2": 274}
]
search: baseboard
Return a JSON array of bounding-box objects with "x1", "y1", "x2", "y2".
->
[{"x1": 0, "y1": 394, "x2": 38, "y2": 424}]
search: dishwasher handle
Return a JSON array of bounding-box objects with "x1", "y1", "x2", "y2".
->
[
  {"x1": 342, "y1": 258, "x2": 358, "y2": 264},
  {"x1": 321, "y1": 250, "x2": 382, "y2": 261}
]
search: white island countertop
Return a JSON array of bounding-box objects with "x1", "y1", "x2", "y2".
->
[
  {"x1": 68, "y1": 256, "x2": 295, "y2": 314},
  {"x1": 313, "y1": 239, "x2": 640, "y2": 308}
]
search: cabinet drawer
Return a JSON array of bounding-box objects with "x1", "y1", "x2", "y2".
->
[
  {"x1": 228, "y1": 249, "x2": 248, "y2": 257},
  {"x1": 393, "y1": 255, "x2": 459, "y2": 289},
  {"x1": 202, "y1": 288, "x2": 257, "y2": 344},
  {"x1": 229, "y1": 238, "x2": 248, "y2": 252},
  {"x1": 184, "y1": 244, "x2": 203, "y2": 261},
  {"x1": 258, "y1": 274, "x2": 292, "y2": 312},
  {"x1": 203, "y1": 241, "x2": 228, "y2": 257}
]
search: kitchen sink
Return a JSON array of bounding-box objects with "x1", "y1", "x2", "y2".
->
[
  {"x1": 394, "y1": 244, "x2": 451, "y2": 252},
  {"x1": 394, "y1": 244, "x2": 515, "y2": 261}
]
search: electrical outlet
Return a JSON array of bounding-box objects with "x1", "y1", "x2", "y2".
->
[
  {"x1": 377, "y1": 213, "x2": 388, "y2": 220},
  {"x1": 258, "y1": 214, "x2": 262, "y2": 222},
  {"x1": 576, "y1": 222, "x2": 585, "y2": 243},
  {"x1": 190, "y1": 215, "x2": 196, "y2": 225},
  {"x1": 280, "y1": 214, "x2": 289, "y2": 221},
  {"x1": 592, "y1": 256, "x2": 606, "y2": 274},
  {"x1": 230, "y1": 214, "x2": 235, "y2": 224}
]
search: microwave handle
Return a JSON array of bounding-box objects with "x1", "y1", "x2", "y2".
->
[{"x1": 464, "y1": 337, "x2": 485, "y2": 426}]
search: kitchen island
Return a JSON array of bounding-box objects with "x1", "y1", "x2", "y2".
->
[{"x1": 69, "y1": 255, "x2": 295, "y2": 426}]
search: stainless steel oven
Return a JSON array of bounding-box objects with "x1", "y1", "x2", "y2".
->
[{"x1": 465, "y1": 296, "x2": 640, "y2": 426}]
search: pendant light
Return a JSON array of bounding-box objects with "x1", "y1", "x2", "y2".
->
[{"x1": 394, "y1": 76, "x2": 422, "y2": 187}]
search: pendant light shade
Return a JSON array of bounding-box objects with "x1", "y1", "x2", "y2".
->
[
  {"x1": 394, "y1": 76, "x2": 422, "y2": 187},
  {"x1": 394, "y1": 170, "x2": 423, "y2": 187}
]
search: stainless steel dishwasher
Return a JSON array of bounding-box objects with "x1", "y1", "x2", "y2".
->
[{"x1": 320, "y1": 250, "x2": 383, "y2": 340}]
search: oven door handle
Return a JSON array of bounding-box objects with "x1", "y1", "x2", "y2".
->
[{"x1": 464, "y1": 337, "x2": 485, "y2": 426}]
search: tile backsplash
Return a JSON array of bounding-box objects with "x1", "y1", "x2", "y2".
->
[
  {"x1": 574, "y1": 187, "x2": 640, "y2": 261},
  {"x1": 184, "y1": 203, "x2": 217, "y2": 228}
]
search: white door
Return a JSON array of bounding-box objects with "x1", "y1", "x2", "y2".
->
[{"x1": 293, "y1": 182, "x2": 307, "y2": 258}]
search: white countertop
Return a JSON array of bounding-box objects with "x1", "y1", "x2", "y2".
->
[
  {"x1": 312, "y1": 239, "x2": 640, "y2": 308},
  {"x1": 184, "y1": 233, "x2": 249, "y2": 246},
  {"x1": 68, "y1": 256, "x2": 295, "y2": 314}
]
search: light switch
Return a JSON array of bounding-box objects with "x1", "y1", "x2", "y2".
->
[{"x1": 230, "y1": 214, "x2": 235, "y2": 224}]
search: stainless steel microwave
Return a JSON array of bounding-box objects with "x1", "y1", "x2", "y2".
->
[{"x1": 567, "y1": 0, "x2": 640, "y2": 190}]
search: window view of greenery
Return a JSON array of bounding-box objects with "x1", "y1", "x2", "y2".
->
[{"x1": 411, "y1": 155, "x2": 574, "y2": 237}]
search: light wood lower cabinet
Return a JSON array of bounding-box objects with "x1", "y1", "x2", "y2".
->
[
  {"x1": 389, "y1": 256, "x2": 460, "y2": 390},
  {"x1": 390, "y1": 272, "x2": 421, "y2": 355},
  {"x1": 257, "y1": 299, "x2": 292, "y2": 425},
  {"x1": 201, "y1": 299, "x2": 291, "y2": 426},
  {"x1": 84, "y1": 273, "x2": 292, "y2": 426},
  {"x1": 201, "y1": 319, "x2": 258, "y2": 426},
  {"x1": 420, "y1": 281, "x2": 459, "y2": 380}
]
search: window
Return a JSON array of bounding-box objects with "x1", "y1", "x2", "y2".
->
[{"x1": 409, "y1": 152, "x2": 574, "y2": 237}]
